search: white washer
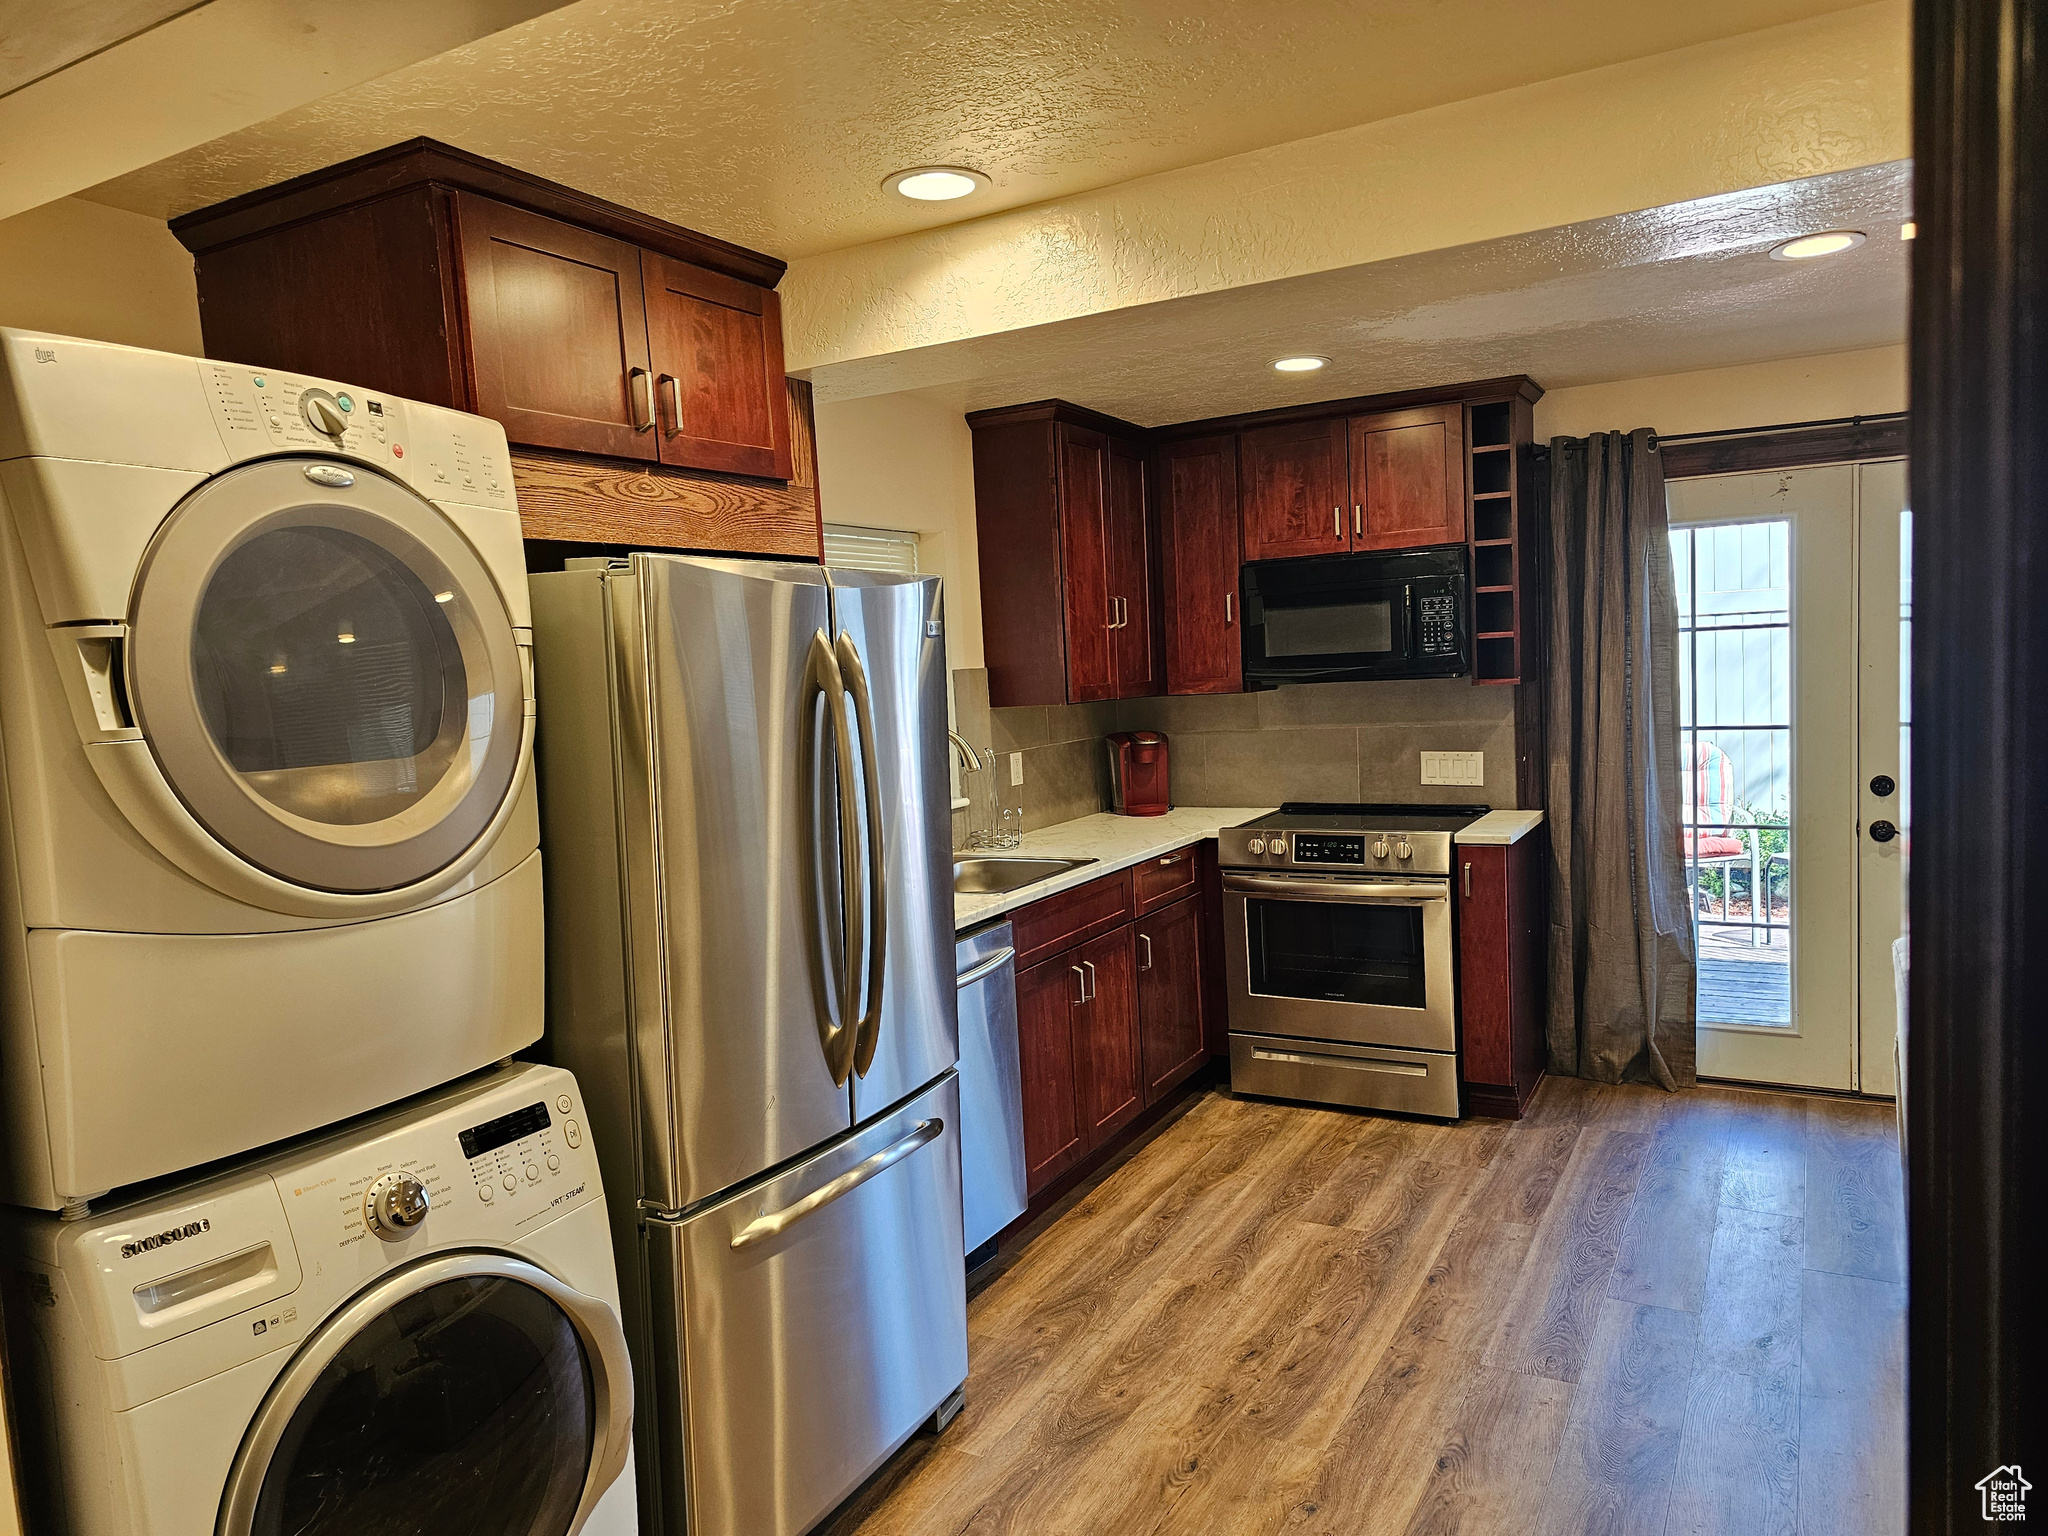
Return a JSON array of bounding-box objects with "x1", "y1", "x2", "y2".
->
[
  {"x1": 0, "y1": 330, "x2": 542, "y2": 1211},
  {"x1": 1, "y1": 1062, "x2": 636, "y2": 1536}
]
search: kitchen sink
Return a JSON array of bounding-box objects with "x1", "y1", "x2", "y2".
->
[{"x1": 952, "y1": 856, "x2": 1097, "y2": 895}]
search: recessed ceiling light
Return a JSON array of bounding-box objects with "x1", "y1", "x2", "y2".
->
[
  {"x1": 1272, "y1": 355, "x2": 1330, "y2": 373},
  {"x1": 883, "y1": 166, "x2": 989, "y2": 202},
  {"x1": 1769, "y1": 230, "x2": 1867, "y2": 261}
]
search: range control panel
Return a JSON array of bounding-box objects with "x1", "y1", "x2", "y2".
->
[
  {"x1": 1292, "y1": 833, "x2": 1366, "y2": 865},
  {"x1": 460, "y1": 1095, "x2": 585, "y2": 1207}
]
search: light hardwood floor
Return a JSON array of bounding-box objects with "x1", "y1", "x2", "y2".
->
[{"x1": 822, "y1": 1075, "x2": 1905, "y2": 1536}]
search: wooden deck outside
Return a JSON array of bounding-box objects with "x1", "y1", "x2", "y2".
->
[
  {"x1": 822, "y1": 1075, "x2": 1905, "y2": 1536},
  {"x1": 1698, "y1": 957, "x2": 1793, "y2": 1026}
]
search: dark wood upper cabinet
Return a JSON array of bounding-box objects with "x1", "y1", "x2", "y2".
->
[
  {"x1": 1239, "y1": 417, "x2": 1348, "y2": 561},
  {"x1": 457, "y1": 194, "x2": 656, "y2": 463},
  {"x1": 1136, "y1": 895, "x2": 1205, "y2": 1103},
  {"x1": 1349, "y1": 402, "x2": 1465, "y2": 549},
  {"x1": 1107, "y1": 437, "x2": 1155, "y2": 695},
  {"x1": 968, "y1": 401, "x2": 1157, "y2": 707},
  {"x1": 171, "y1": 138, "x2": 814, "y2": 558},
  {"x1": 643, "y1": 250, "x2": 792, "y2": 479},
  {"x1": 1157, "y1": 433, "x2": 1242, "y2": 694}
]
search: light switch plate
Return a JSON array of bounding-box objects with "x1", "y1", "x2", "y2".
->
[
  {"x1": 1421, "y1": 750, "x2": 1484, "y2": 787},
  {"x1": 1009, "y1": 752, "x2": 1025, "y2": 787}
]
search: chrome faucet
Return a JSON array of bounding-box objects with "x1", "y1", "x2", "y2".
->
[{"x1": 948, "y1": 731, "x2": 987, "y2": 773}]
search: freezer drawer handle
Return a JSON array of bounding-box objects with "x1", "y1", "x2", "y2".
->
[
  {"x1": 837, "y1": 632, "x2": 889, "y2": 1078},
  {"x1": 956, "y1": 946, "x2": 1016, "y2": 989},
  {"x1": 1250, "y1": 1046, "x2": 1430, "y2": 1078},
  {"x1": 729, "y1": 1119, "x2": 944, "y2": 1250}
]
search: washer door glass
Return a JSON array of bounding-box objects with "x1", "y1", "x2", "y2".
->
[
  {"x1": 249, "y1": 1275, "x2": 594, "y2": 1536},
  {"x1": 128, "y1": 459, "x2": 523, "y2": 893}
]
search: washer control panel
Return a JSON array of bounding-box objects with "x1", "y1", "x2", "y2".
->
[{"x1": 459, "y1": 1097, "x2": 581, "y2": 1206}]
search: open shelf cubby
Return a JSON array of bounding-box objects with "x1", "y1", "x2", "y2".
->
[
  {"x1": 1475, "y1": 635, "x2": 1519, "y2": 682},
  {"x1": 1470, "y1": 399, "x2": 1513, "y2": 448},
  {"x1": 1473, "y1": 542, "x2": 1515, "y2": 589},
  {"x1": 1473, "y1": 501, "x2": 1514, "y2": 542},
  {"x1": 1471, "y1": 452, "x2": 1512, "y2": 497},
  {"x1": 1475, "y1": 588, "x2": 1516, "y2": 636}
]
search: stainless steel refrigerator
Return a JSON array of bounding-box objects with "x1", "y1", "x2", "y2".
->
[{"x1": 530, "y1": 554, "x2": 967, "y2": 1536}]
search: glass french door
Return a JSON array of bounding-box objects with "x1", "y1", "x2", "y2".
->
[{"x1": 1666, "y1": 461, "x2": 1906, "y2": 1092}]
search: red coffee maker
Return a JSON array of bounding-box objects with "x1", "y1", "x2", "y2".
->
[{"x1": 1106, "y1": 731, "x2": 1171, "y2": 816}]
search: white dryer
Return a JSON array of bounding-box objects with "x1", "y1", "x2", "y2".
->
[
  {"x1": 0, "y1": 330, "x2": 543, "y2": 1211},
  {"x1": 1, "y1": 1061, "x2": 636, "y2": 1536}
]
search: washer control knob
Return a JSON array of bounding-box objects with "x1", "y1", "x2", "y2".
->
[
  {"x1": 502, "y1": 1173, "x2": 517, "y2": 1193},
  {"x1": 1373, "y1": 838, "x2": 1390, "y2": 859},
  {"x1": 1247, "y1": 838, "x2": 1266, "y2": 856},
  {"x1": 1394, "y1": 839, "x2": 1413, "y2": 861},
  {"x1": 565, "y1": 1120, "x2": 583, "y2": 1149},
  {"x1": 524, "y1": 1163, "x2": 542, "y2": 1184},
  {"x1": 364, "y1": 1172, "x2": 429, "y2": 1240},
  {"x1": 546, "y1": 1153, "x2": 561, "y2": 1173},
  {"x1": 477, "y1": 1182, "x2": 494, "y2": 1203},
  {"x1": 556, "y1": 1094, "x2": 573, "y2": 1114}
]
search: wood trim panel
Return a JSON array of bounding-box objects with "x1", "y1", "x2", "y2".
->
[
  {"x1": 1156, "y1": 373, "x2": 1544, "y2": 442},
  {"x1": 1008, "y1": 868, "x2": 1136, "y2": 971},
  {"x1": 1659, "y1": 417, "x2": 1907, "y2": 478},
  {"x1": 171, "y1": 136, "x2": 787, "y2": 288},
  {"x1": 964, "y1": 398, "x2": 1148, "y2": 437},
  {"x1": 509, "y1": 445, "x2": 821, "y2": 558}
]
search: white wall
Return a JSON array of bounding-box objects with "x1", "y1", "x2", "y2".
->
[
  {"x1": 1535, "y1": 344, "x2": 1906, "y2": 440},
  {"x1": 812, "y1": 385, "x2": 984, "y2": 669},
  {"x1": 0, "y1": 196, "x2": 200, "y2": 355}
]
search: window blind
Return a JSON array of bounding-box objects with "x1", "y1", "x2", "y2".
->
[{"x1": 822, "y1": 524, "x2": 921, "y2": 574}]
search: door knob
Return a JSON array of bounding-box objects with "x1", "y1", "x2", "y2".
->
[{"x1": 1869, "y1": 820, "x2": 1899, "y2": 843}]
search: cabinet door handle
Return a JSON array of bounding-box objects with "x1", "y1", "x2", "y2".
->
[
  {"x1": 1225, "y1": 592, "x2": 1234, "y2": 625},
  {"x1": 1139, "y1": 934, "x2": 1153, "y2": 971},
  {"x1": 1082, "y1": 960, "x2": 1097, "y2": 1001},
  {"x1": 658, "y1": 373, "x2": 682, "y2": 438},
  {"x1": 629, "y1": 367, "x2": 654, "y2": 432},
  {"x1": 1354, "y1": 503, "x2": 1363, "y2": 537},
  {"x1": 1116, "y1": 596, "x2": 1129, "y2": 630},
  {"x1": 1463, "y1": 861, "x2": 1472, "y2": 899},
  {"x1": 1072, "y1": 964, "x2": 1087, "y2": 1005},
  {"x1": 1157, "y1": 853, "x2": 1184, "y2": 866},
  {"x1": 1333, "y1": 506, "x2": 1342, "y2": 538},
  {"x1": 1106, "y1": 598, "x2": 1117, "y2": 631}
]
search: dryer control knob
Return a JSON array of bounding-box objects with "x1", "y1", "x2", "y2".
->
[
  {"x1": 303, "y1": 394, "x2": 348, "y2": 436},
  {"x1": 364, "y1": 1172, "x2": 430, "y2": 1240}
]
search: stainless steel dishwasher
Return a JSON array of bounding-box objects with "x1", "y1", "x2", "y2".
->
[{"x1": 956, "y1": 921, "x2": 1027, "y2": 1260}]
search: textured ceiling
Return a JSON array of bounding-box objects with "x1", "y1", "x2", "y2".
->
[
  {"x1": 802, "y1": 162, "x2": 1912, "y2": 424},
  {"x1": 83, "y1": 0, "x2": 1874, "y2": 259}
]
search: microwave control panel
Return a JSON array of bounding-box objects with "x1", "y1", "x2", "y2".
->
[
  {"x1": 1293, "y1": 834, "x2": 1366, "y2": 865},
  {"x1": 1417, "y1": 593, "x2": 1460, "y2": 656}
]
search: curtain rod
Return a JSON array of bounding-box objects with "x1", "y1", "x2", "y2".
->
[{"x1": 1532, "y1": 411, "x2": 1908, "y2": 457}]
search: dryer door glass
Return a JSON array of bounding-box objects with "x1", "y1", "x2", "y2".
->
[
  {"x1": 247, "y1": 1275, "x2": 594, "y2": 1536},
  {"x1": 128, "y1": 459, "x2": 525, "y2": 893}
]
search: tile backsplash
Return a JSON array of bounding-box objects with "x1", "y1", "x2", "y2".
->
[{"x1": 947, "y1": 669, "x2": 1521, "y2": 847}]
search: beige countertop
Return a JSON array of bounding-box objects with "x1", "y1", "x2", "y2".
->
[
  {"x1": 953, "y1": 806, "x2": 1274, "y2": 933},
  {"x1": 1452, "y1": 809, "x2": 1546, "y2": 845}
]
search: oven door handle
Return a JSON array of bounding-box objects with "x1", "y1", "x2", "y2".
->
[{"x1": 1222, "y1": 873, "x2": 1448, "y2": 902}]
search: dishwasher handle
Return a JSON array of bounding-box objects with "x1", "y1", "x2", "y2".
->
[{"x1": 955, "y1": 945, "x2": 1016, "y2": 990}]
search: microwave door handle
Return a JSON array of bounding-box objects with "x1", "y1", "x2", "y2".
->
[{"x1": 1401, "y1": 582, "x2": 1419, "y2": 658}]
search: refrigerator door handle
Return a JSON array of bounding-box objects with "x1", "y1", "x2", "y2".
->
[
  {"x1": 727, "y1": 1118, "x2": 943, "y2": 1250},
  {"x1": 806, "y1": 630, "x2": 862, "y2": 1085},
  {"x1": 836, "y1": 632, "x2": 888, "y2": 1078}
]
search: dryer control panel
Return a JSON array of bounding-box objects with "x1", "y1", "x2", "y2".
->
[{"x1": 198, "y1": 361, "x2": 516, "y2": 513}]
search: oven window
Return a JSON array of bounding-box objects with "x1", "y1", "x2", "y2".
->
[
  {"x1": 1263, "y1": 600, "x2": 1393, "y2": 658},
  {"x1": 1246, "y1": 896, "x2": 1426, "y2": 1008}
]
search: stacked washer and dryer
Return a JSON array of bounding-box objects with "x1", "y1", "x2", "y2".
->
[{"x1": 0, "y1": 331, "x2": 635, "y2": 1536}]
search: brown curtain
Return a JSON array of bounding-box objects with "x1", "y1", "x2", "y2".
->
[{"x1": 1542, "y1": 430, "x2": 1696, "y2": 1088}]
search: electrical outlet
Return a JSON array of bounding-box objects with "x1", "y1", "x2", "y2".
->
[
  {"x1": 1009, "y1": 752, "x2": 1024, "y2": 787},
  {"x1": 1420, "y1": 750, "x2": 1484, "y2": 787}
]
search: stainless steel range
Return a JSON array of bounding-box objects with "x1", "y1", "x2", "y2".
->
[{"x1": 1220, "y1": 802, "x2": 1491, "y2": 1119}]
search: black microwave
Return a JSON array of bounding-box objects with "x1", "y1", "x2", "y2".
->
[{"x1": 1240, "y1": 545, "x2": 1469, "y2": 688}]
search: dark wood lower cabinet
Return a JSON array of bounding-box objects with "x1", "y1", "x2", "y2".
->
[
  {"x1": 1072, "y1": 927, "x2": 1143, "y2": 1146},
  {"x1": 1015, "y1": 951, "x2": 1087, "y2": 1192},
  {"x1": 1136, "y1": 896, "x2": 1206, "y2": 1102},
  {"x1": 1456, "y1": 832, "x2": 1546, "y2": 1118}
]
